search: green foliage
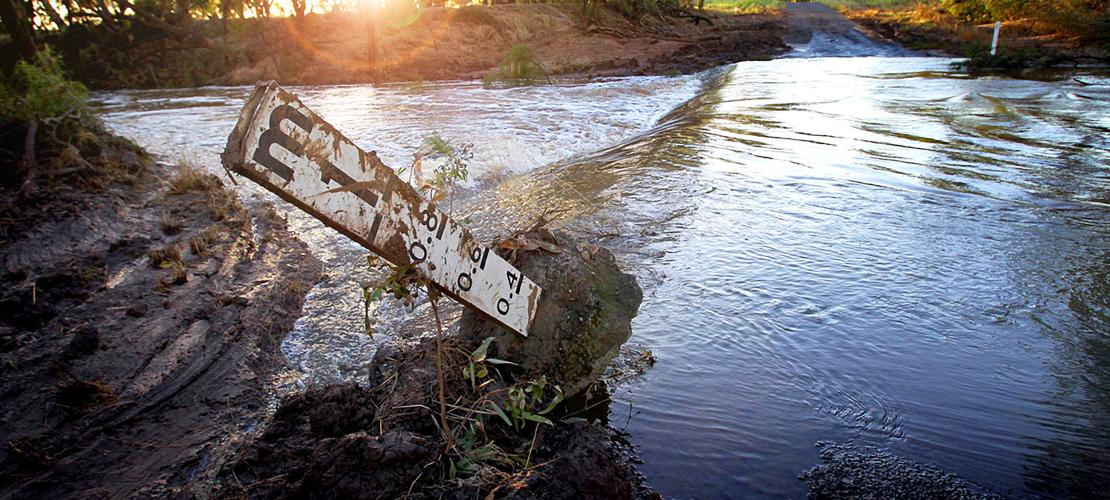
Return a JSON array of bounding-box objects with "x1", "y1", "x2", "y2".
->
[
  {"x1": 940, "y1": 0, "x2": 1110, "y2": 33},
  {"x1": 482, "y1": 45, "x2": 547, "y2": 89},
  {"x1": 451, "y1": 336, "x2": 564, "y2": 477},
  {"x1": 941, "y1": 0, "x2": 994, "y2": 23},
  {"x1": 362, "y1": 134, "x2": 471, "y2": 336},
  {"x1": 362, "y1": 259, "x2": 422, "y2": 337},
  {"x1": 0, "y1": 47, "x2": 90, "y2": 123},
  {"x1": 421, "y1": 134, "x2": 471, "y2": 198},
  {"x1": 463, "y1": 337, "x2": 563, "y2": 433}
]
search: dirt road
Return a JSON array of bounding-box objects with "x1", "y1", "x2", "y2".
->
[{"x1": 783, "y1": 2, "x2": 915, "y2": 57}]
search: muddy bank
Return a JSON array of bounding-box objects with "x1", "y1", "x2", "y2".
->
[
  {"x1": 212, "y1": 341, "x2": 653, "y2": 499},
  {"x1": 44, "y1": 4, "x2": 788, "y2": 89},
  {"x1": 0, "y1": 121, "x2": 322, "y2": 497},
  {"x1": 209, "y1": 228, "x2": 653, "y2": 498}
]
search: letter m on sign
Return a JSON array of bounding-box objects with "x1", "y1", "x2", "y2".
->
[{"x1": 221, "y1": 81, "x2": 541, "y2": 337}]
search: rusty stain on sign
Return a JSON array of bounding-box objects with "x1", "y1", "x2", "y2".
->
[{"x1": 221, "y1": 81, "x2": 540, "y2": 336}]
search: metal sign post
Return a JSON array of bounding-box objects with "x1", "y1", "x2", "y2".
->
[
  {"x1": 222, "y1": 81, "x2": 540, "y2": 336},
  {"x1": 991, "y1": 21, "x2": 1001, "y2": 56}
]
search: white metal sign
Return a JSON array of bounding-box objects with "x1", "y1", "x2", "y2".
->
[{"x1": 222, "y1": 81, "x2": 540, "y2": 336}]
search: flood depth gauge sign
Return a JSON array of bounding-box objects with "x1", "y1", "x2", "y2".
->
[{"x1": 222, "y1": 81, "x2": 540, "y2": 336}]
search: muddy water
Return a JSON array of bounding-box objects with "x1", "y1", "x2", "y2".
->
[{"x1": 95, "y1": 59, "x2": 1110, "y2": 497}]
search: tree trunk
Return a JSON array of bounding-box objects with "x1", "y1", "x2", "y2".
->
[{"x1": 0, "y1": 0, "x2": 38, "y2": 59}]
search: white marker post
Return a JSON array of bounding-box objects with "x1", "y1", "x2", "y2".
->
[
  {"x1": 222, "y1": 82, "x2": 540, "y2": 336},
  {"x1": 991, "y1": 21, "x2": 1001, "y2": 56}
]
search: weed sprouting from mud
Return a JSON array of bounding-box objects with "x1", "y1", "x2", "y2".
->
[
  {"x1": 168, "y1": 163, "x2": 220, "y2": 194},
  {"x1": 55, "y1": 374, "x2": 116, "y2": 412},
  {"x1": 148, "y1": 244, "x2": 184, "y2": 269},
  {"x1": 361, "y1": 135, "x2": 567, "y2": 484},
  {"x1": 167, "y1": 162, "x2": 244, "y2": 222},
  {"x1": 188, "y1": 226, "x2": 219, "y2": 256},
  {"x1": 159, "y1": 213, "x2": 184, "y2": 235},
  {"x1": 149, "y1": 244, "x2": 188, "y2": 289}
]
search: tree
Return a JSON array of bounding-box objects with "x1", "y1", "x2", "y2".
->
[
  {"x1": 0, "y1": 0, "x2": 38, "y2": 59},
  {"x1": 290, "y1": 0, "x2": 307, "y2": 18}
]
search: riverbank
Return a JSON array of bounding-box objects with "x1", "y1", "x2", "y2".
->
[
  {"x1": 0, "y1": 117, "x2": 323, "y2": 496},
  {"x1": 0, "y1": 90, "x2": 655, "y2": 497},
  {"x1": 847, "y1": 5, "x2": 1110, "y2": 70},
  {"x1": 45, "y1": 4, "x2": 788, "y2": 89}
]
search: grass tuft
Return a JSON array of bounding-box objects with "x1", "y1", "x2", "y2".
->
[
  {"x1": 148, "y1": 244, "x2": 184, "y2": 269},
  {"x1": 55, "y1": 375, "x2": 116, "y2": 412},
  {"x1": 188, "y1": 226, "x2": 220, "y2": 256},
  {"x1": 168, "y1": 163, "x2": 221, "y2": 194}
]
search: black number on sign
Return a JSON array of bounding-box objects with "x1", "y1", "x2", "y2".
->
[
  {"x1": 409, "y1": 242, "x2": 427, "y2": 263},
  {"x1": 506, "y1": 271, "x2": 518, "y2": 290},
  {"x1": 457, "y1": 272, "x2": 472, "y2": 291},
  {"x1": 471, "y1": 247, "x2": 490, "y2": 269},
  {"x1": 421, "y1": 209, "x2": 438, "y2": 232},
  {"x1": 497, "y1": 298, "x2": 510, "y2": 315}
]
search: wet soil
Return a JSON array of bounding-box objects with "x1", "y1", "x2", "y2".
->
[
  {"x1": 213, "y1": 334, "x2": 656, "y2": 499},
  {"x1": 0, "y1": 123, "x2": 322, "y2": 498},
  {"x1": 210, "y1": 228, "x2": 653, "y2": 499}
]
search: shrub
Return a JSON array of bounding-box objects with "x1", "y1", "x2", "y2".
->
[
  {"x1": 482, "y1": 44, "x2": 547, "y2": 88},
  {"x1": 0, "y1": 47, "x2": 90, "y2": 123}
]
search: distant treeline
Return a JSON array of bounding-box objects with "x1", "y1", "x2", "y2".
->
[
  {"x1": 940, "y1": 0, "x2": 1109, "y2": 40},
  {"x1": 0, "y1": 0, "x2": 699, "y2": 69},
  {"x1": 0, "y1": 0, "x2": 709, "y2": 88}
]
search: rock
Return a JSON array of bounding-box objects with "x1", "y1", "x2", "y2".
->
[
  {"x1": 459, "y1": 229, "x2": 642, "y2": 397},
  {"x1": 63, "y1": 326, "x2": 100, "y2": 359},
  {"x1": 799, "y1": 442, "x2": 1000, "y2": 499}
]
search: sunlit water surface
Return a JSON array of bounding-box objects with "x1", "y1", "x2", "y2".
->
[{"x1": 95, "y1": 57, "x2": 1110, "y2": 498}]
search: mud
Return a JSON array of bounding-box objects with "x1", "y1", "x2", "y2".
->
[
  {"x1": 208, "y1": 229, "x2": 652, "y2": 498},
  {"x1": 214, "y1": 332, "x2": 656, "y2": 499},
  {"x1": 0, "y1": 122, "x2": 322, "y2": 498},
  {"x1": 799, "y1": 442, "x2": 1000, "y2": 499}
]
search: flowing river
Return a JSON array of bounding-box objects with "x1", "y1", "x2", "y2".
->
[{"x1": 94, "y1": 46, "x2": 1110, "y2": 497}]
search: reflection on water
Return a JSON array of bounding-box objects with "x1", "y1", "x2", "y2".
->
[
  {"x1": 95, "y1": 59, "x2": 1110, "y2": 498},
  {"x1": 464, "y1": 58, "x2": 1110, "y2": 498}
]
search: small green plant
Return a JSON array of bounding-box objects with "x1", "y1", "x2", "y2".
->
[
  {"x1": 399, "y1": 133, "x2": 472, "y2": 207},
  {"x1": 361, "y1": 134, "x2": 568, "y2": 485},
  {"x1": 489, "y1": 376, "x2": 564, "y2": 432},
  {"x1": 361, "y1": 258, "x2": 422, "y2": 338},
  {"x1": 148, "y1": 244, "x2": 184, "y2": 269},
  {"x1": 0, "y1": 47, "x2": 90, "y2": 123},
  {"x1": 482, "y1": 45, "x2": 548, "y2": 89}
]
